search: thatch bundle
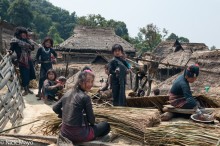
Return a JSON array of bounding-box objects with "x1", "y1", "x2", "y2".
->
[
  {"x1": 34, "y1": 107, "x2": 160, "y2": 143},
  {"x1": 29, "y1": 79, "x2": 38, "y2": 89},
  {"x1": 144, "y1": 123, "x2": 220, "y2": 146},
  {"x1": 127, "y1": 94, "x2": 220, "y2": 111},
  {"x1": 34, "y1": 108, "x2": 220, "y2": 145},
  {"x1": 213, "y1": 109, "x2": 220, "y2": 121}
]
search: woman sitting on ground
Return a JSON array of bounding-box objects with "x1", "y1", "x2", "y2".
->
[
  {"x1": 52, "y1": 69, "x2": 110, "y2": 143},
  {"x1": 161, "y1": 64, "x2": 202, "y2": 121}
]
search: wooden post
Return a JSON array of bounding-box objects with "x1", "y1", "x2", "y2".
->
[{"x1": 0, "y1": 25, "x2": 3, "y2": 54}]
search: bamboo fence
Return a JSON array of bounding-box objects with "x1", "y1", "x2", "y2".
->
[{"x1": 0, "y1": 53, "x2": 25, "y2": 132}]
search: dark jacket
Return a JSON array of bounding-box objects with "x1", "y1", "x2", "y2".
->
[
  {"x1": 170, "y1": 74, "x2": 193, "y2": 99},
  {"x1": 36, "y1": 47, "x2": 57, "y2": 63},
  {"x1": 53, "y1": 88, "x2": 95, "y2": 126}
]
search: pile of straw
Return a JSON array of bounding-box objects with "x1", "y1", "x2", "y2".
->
[
  {"x1": 35, "y1": 111, "x2": 220, "y2": 145},
  {"x1": 145, "y1": 123, "x2": 220, "y2": 146},
  {"x1": 127, "y1": 94, "x2": 220, "y2": 111},
  {"x1": 34, "y1": 107, "x2": 160, "y2": 137}
]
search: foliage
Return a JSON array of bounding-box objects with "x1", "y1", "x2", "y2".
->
[
  {"x1": 2, "y1": 0, "x2": 77, "y2": 43},
  {"x1": 166, "y1": 33, "x2": 189, "y2": 43},
  {"x1": 0, "y1": 0, "x2": 10, "y2": 21},
  {"x1": 138, "y1": 23, "x2": 163, "y2": 52},
  {"x1": 47, "y1": 26, "x2": 64, "y2": 45},
  {"x1": 7, "y1": 0, "x2": 33, "y2": 27},
  {"x1": 1, "y1": 0, "x2": 191, "y2": 51},
  {"x1": 210, "y1": 45, "x2": 216, "y2": 50},
  {"x1": 77, "y1": 14, "x2": 129, "y2": 38}
]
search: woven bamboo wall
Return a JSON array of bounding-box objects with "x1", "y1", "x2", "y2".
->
[{"x1": 0, "y1": 53, "x2": 25, "y2": 132}]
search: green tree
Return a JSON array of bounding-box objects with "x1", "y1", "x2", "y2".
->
[
  {"x1": 33, "y1": 12, "x2": 52, "y2": 39},
  {"x1": 0, "y1": 0, "x2": 10, "y2": 21},
  {"x1": 166, "y1": 33, "x2": 189, "y2": 43},
  {"x1": 77, "y1": 14, "x2": 129, "y2": 38},
  {"x1": 77, "y1": 14, "x2": 107, "y2": 27},
  {"x1": 166, "y1": 33, "x2": 178, "y2": 41},
  {"x1": 47, "y1": 25, "x2": 64, "y2": 45},
  {"x1": 7, "y1": 0, "x2": 33, "y2": 27},
  {"x1": 210, "y1": 45, "x2": 216, "y2": 50},
  {"x1": 178, "y1": 37, "x2": 189, "y2": 43}
]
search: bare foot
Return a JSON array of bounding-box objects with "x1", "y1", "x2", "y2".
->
[{"x1": 161, "y1": 112, "x2": 174, "y2": 121}]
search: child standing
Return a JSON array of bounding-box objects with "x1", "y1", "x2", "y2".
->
[
  {"x1": 43, "y1": 69, "x2": 64, "y2": 104},
  {"x1": 36, "y1": 37, "x2": 57, "y2": 99},
  {"x1": 53, "y1": 69, "x2": 110, "y2": 143},
  {"x1": 108, "y1": 44, "x2": 130, "y2": 106}
]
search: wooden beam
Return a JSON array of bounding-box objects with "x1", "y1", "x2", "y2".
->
[
  {"x1": 0, "y1": 25, "x2": 3, "y2": 54},
  {"x1": 163, "y1": 105, "x2": 216, "y2": 114},
  {"x1": 134, "y1": 57, "x2": 220, "y2": 75}
]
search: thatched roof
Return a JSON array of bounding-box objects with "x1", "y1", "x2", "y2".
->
[
  {"x1": 156, "y1": 49, "x2": 220, "y2": 96},
  {"x1": 0, "y1": 21, "x2": 40, "y2": 57},
  {"x1": 152, "y1": 40, "x2": 209, "y2": 68},
  {"x1": 189, "y1": 50, "x2": 220, "y2": 74},
  {"x1": 157, "y1": 71, "x2": 220, "y2": 97},
  {"x1": 58, "y1": 26, "x2": 135, "y2": 53},
  {"x1": 0, "y1": 20, "x2": 15, "y2": 51}
]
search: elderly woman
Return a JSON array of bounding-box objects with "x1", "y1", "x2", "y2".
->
[{"x1": 161, "y1": 64, "x2": 200, "y2": 121}]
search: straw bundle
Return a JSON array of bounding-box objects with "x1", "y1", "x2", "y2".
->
[
  {"x1": 213, "y1": 109, "x2": 220, "y2": 121},
  {"x1": 144, "y1": 123, "x2": 220, "y2": 146},
  {"x1": 35, "y1": 110, "x2": 220, "y2": 145},
  {"x1": 127, "y1": 94, "x2": 220, "y2": 111},
  {"x1": 34, "y1": 107, "x2": 160, "y2": 137},
  {"x1": 34, "y1": 113, "x2": 62, "y2": 135},
  {"x1": 29, "y1": 79, "x2": 38, "y2": 89}
]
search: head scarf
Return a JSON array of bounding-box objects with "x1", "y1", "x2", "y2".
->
[{"x1": 185, "y1": 64, "x2": 199, "y2": 78}]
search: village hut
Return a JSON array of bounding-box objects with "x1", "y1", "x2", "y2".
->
[
  {"x1": 54, "y1": 26, "x2": 136, "y2": 89},
  {"x1": 150, "y1": 40, "x2": 209, "y2": 81},
  {"x1": 55, "y1": 26, "x2": 136, "y2": 64},
  {"x1": 157, "y1": 49, "x2": 220, "y2": 97},
  {"x1": 0, "y1": 20, "x2": 39, "y2": 56},
  {"x1": 0, "y1": 20, "x2": 15, "y2": 53}
]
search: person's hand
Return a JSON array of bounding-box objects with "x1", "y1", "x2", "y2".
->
[
  {"x1": 52, "y1": 58, "x2": 57, "y2": 64},
  {"x1": 56, "y1": 82, "x2": 63, "y2": 87},
  {"x1": 127, "y1": 69, "x2": 131, "y2": 74},
  {"x1": 7, "y1": 50, "x2": 13, "y2": 55}
]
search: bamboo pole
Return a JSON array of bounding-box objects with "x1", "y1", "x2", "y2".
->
[
  {"x1": 0, "y1": 120, "x2": 40, "y2": 134},
  {"x1": 0, "y1": 134, "x2": 57, "y2": 143},
  {"x1": 134, "y1": 57, "x2": 220, "y2": 74}
]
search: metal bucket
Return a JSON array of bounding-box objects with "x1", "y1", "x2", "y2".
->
[{"x1": 190, "y1": 114, "x2": 214, "y2": 123}]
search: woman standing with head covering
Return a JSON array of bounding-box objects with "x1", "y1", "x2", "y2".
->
[{"x1": 9, "y1": 27, "x2": 36, "y2": 96}]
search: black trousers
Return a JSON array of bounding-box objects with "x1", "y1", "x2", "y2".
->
[
  {"x1": 19, "y1": 61, "x2": 36, "y2": 87},
  {"x1": 38, "y1": 63, "x2": 52, "y2": 93},
  {"x1": 92, "y1": 122, "x2": 110, "y2": 138}
]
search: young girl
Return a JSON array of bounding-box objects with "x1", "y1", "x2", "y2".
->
[
  {"x1": 53, "y1": 69, "x2": 110, "y2": 143},
  {"x1": 36, "y1": 37, "x2": 57, "y2": 99},
  {"x1": 9, "y1": 27, "x2": 36, "y2": 96},
  {"x1": 43, "y1": 69, "x2": 63, "y2": 104},
  {"x1": 97, "y1": 64, "x2": 112, "y2": 99},
  {"x1": 108, "y1": 44, "x2": 130, "y2": 106}
]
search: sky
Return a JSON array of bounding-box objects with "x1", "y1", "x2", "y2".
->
[{"x1": 48, "y1": 0, "x2": 220, "y2": 48}]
